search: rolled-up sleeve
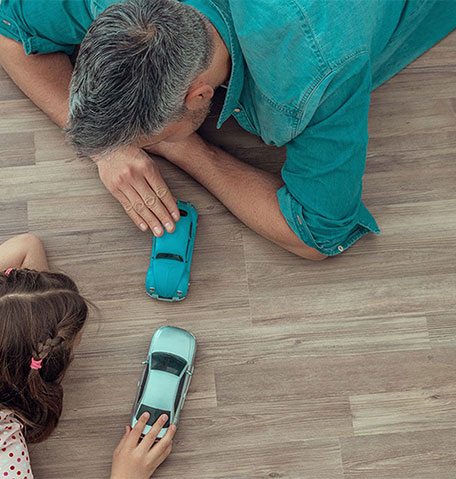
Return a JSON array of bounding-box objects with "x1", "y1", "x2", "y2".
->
[
  {"x1": 0, "y1": 0, "x2": 112, "y2": 55},
  {"x1": 278, "y1": 52, "x2": 380, "y2": 256}
]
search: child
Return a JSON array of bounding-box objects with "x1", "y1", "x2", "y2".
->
[{"x1": 0, "y1": 234, "x2": 175, "y2": 479}]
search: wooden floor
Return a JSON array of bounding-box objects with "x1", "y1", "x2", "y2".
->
[{"x1": 1, "y1": 31, "x2": 456, "y2": 479}]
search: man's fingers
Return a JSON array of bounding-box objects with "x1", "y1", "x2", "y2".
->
[
  {"x1": 139, "y1": 414, "x2": 169, "y2": 452},
  {"x1": 121, "y1": 186, "x2": 165, "y2": 237},
  {"x1": 125, "y1": 412, "x2": 150, "y2": 448},
  {"x1": 133, "y1": 178, "x2": 176, "y2": 233},
  {"x1": 144, "y1": 172, "x2": 180, "y2": 223},
  {"x1": 113, "y1": 190, "x2": 150, "y2": 232}
]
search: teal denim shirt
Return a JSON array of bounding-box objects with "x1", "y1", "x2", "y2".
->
[{"x1": 1, "y1": 0, "x2": 455, "y2": 254}]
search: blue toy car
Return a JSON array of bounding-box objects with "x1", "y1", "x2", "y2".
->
[
  {"x1": 131, "y1": 326, "x2": 197, "y2": 440},
  {"x1": 145, "y1": 200, "x2": 198, "y2": 301}
]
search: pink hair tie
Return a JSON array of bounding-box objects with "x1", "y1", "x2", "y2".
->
[
  {"x1": 4, "y1": 268, "x2": 13, "y2": 276},
  {"x1": 30, "y1": 358, "x2": 43, "y2": 370}
]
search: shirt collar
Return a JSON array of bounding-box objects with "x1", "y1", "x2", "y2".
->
[{"x1": 184, "y1": 0, "x2": 245, "y2": 129}]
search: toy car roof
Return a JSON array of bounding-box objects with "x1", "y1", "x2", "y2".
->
[
  {"x1": 141, "y1": 369, "x2": 179, "y2": 411},
  {"x1": 152, "y1": 201, "x2": 197, "y2": 258}
]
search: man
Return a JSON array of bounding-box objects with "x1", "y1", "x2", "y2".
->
[{"x1": 1, "y1": 0, "x2": 455, "y2": 259}]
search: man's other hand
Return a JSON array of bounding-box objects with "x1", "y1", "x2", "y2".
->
[{"x1": 96, "y1": 145, "x2": 180, "y2": 236}]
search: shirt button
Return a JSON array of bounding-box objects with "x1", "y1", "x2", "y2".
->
[
  {"x1": 233, "y1": 108, "x2": 241, "y2": 113},
  {"x1": 337, "y1": 245, "x2": 344, "y2": 252}
]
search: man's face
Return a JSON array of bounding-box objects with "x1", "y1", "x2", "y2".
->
[{"x1": 138, "y1": 99, "x2": 211, "y2": 148}]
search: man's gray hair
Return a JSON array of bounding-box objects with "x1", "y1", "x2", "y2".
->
[{"x1": 66, "y1": 0, "x2": 214, "y2": 156}]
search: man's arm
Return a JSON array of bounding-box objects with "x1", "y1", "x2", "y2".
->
[
  {"x1": 0, "y1": 34, "x2": 179, "y2": 235},
  {"x1": 0, "y1": 35, "x2": 72, "y2": 128},
  {"x1": 146, "y1": 134, "x2": 326, "y2": 260}
]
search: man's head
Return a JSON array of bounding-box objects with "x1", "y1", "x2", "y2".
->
[{"x1": 67, "y1": 0, "x2": 216, "y2": 156}]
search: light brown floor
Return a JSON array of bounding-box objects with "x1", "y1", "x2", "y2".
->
[{"x1": 1, "y1": 30, "x2": 456, "y2": 479}]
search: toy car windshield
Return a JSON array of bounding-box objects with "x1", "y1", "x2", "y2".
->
[
  {"x1": 150, "y1": 352, "x2": 187, "y2": 376},
  {"x1": 136, "y1": 404, "x2": 171, "y2": 428}
]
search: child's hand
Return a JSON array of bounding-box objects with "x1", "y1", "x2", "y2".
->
[{"x1": 110, "y1": 412, "x2": 176, "y2": 479}]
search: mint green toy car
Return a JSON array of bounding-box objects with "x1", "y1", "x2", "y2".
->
[
  {"x1": 145, "y1": 200, "x2": 198, "y2": 301},
  {"x1": 131, "y1": 326, "x2": 197, "y2": 439}
]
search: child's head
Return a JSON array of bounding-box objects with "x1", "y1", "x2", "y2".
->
[{"x1": 0, "y1": 268, "x2": 89, "y2": 443}]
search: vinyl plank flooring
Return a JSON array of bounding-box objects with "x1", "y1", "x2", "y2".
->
[
  {"x1": 0, "y1": 131, "x2": 35, "y2": 167},
  {"x1": 0, "y1": 201, "x2": 27, "y2": 238},
  {"x1": 175, "y1": 397, "x2": 352, "y2": 452},
  {"x1": 194, "y1": 316, "x2": 431, "y2": 361},
  {"x1": 340, "y1": 428, "x2": 456, "y2": 479},
  {"x1": 215, "y1": 349, "x2": 456, "y2": 404},
  {"x1": 428, "y1": 311, "x2": 456, "y2": 346},
  {"x1": 350, "y1": 385, "x2": 456, "y2": 436},
  {"x1": 249, "y1": 275, "x2": 456, "y2": 324},
  {"x1": 156, "y1": 439, "x2": 344, "y2": 479},
  {"x1": 0, "y1": 99, "x2": 55, "y2": 134}
]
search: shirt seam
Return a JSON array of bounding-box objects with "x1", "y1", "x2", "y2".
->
[
  {"x1": 294, "y1": 49, "x2": 369, "y2": 136},
  {"x1": 244, "y1": 0, "x2": 330, "y2": 118},
  {"x1": 289, "y1": 0, "x2": 329, "y2": 70}
]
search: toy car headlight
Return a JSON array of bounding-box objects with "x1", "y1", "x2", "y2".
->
[
  {"x1": 149, "y1": 287, "x2": 155, "y2": 292},
  {"x1": 177, "y1": 290, "x2": 183, "y2": 296}
]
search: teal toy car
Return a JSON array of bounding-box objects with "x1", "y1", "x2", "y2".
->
[
  {"x1": 131, "y1": 326, "x2": 197, "y2": 440},
  {"x1": 145, "y1": 200, "x2": 198, "y2": 301}
]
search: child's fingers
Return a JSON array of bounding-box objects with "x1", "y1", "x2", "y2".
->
[
  {"x1": 113, "y1": 426, "x2": 130, "y2": 455},
  {"x1": 158, "y1": 442, "x2": 173, "y2": 463},
  {"x1": 139, "y1": 414, "x2": 169, "y2": 451},
  {"x1": 149, "y1": 423, "x2": 176, "y2": 458},
  {"x1": 125, "y1": 412, "x2": 149, "y2": 448}
]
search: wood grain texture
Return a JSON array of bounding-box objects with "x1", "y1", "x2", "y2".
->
[{"x1": 1, "y1": 30, "x2": 456, "y2": 479}]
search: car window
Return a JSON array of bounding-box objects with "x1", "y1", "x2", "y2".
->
[
  {"x1": 150, "y1": 352, "x2": 187, "y2": 376},
  {"x1": 137, "y1": 365, "x2": 149, "y2": 403},
  {"x1": 136, "y1": 404, "x2": 170, "y2": 428},
  {"x1": 174, "y1": 374, "x2": 186, "y2": 413},
  {"x1": 179, "y1": 209, "x2": 188, "y2": 217},
  {"x1": 185, "y1": 236, "x2": 191, "y2": 259},
  {"x1": 156, "y1": 253, "x2": 183, "y2": 262}
]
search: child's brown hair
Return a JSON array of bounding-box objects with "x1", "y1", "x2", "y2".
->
[{"x1": 0, "y1": 268, "x2": 89, "y2": 443}]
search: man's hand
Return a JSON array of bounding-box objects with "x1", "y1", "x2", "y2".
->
[
  {"x1": 111, "y1": 413, "x2": 176, "y2": 479},
  {"x1": 96, "y1": 145, "x2": 180, "y2": 236}
]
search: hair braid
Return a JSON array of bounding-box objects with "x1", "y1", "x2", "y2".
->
[{"x1": 34, "y1": 334, "x2": 65, "y2": 361}]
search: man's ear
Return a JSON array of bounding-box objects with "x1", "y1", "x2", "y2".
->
[{"x1": 185, "y1": 83, "x2": 214, "y2": 111}]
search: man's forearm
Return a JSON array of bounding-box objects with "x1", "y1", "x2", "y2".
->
[
  {"x1": 0, "y1": 35, "x2": 72, "y2": 128},
  {"x1": 152, "y1": 135, "x2": 326, "y2": 260}
]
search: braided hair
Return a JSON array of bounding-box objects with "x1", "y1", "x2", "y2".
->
[{"x1": 0, "y1": 269, "x2": 89, "y2": 443}]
